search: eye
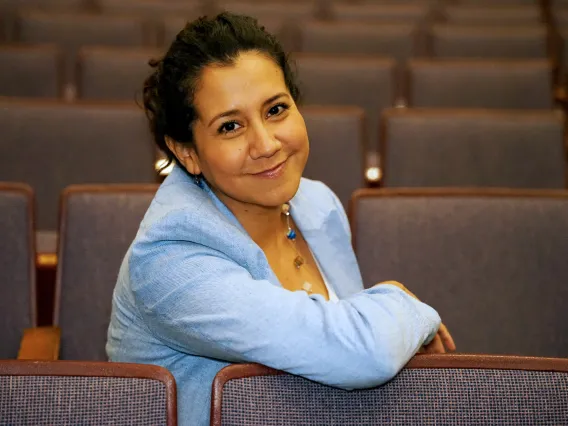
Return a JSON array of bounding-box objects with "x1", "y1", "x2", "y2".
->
[
  {"x1": 217, "y1": 121, "x2": 242, "y2": 135},
  {"x1": 267, "y1": 103, "x2": 289, "y2": 118}
]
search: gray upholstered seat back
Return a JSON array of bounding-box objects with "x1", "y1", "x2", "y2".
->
[
  {"x1": 295, "y1": 54, "x2": 397, "y2": 154},
  {"x1": 0, "y1": 44, "x2": 62, "y2": 98},
  {"x1": 0, "y1": 99, "x2": 157, "y2": 232},
  {"x1": 381, "y1": 109, "x2": 566, "y2": 188},
  {"x1": 352, "y1": 190, "x2": 568, "y2": 357},
  {"x1": 77, "y1": 46, "x2": 160, "y2": 101},
  {"x1": 429, "y1": 24, "x2": 549, "y2": 59},
  {"x1": 214, "y1": 358, "x2": 568, "y2": 425},
  {"x1": 300, "y1": 22, "x2": 419, "y2": 60},
  {"x1": 0, "y1": 360, "x2": 176, "y2": 425},
  {"x1": 15, "y1": 11, "x2": 149, "y2": 85},
  {"x1": 329, "y1": 3, "x2": 431, "y2": 24},
  {"x1": 441, "y1": 5, "x2": 543, "y2": 25},
  {"x1": 55, "y1": 186, "x2": 156, "y2": 360},
  {"x1": 302, "y1": 106, "x2": 366, "y2": 208},
  {"x1": 215, "y1": 1, "x2": 316, "y2": 21},
  {"x1": 0, "y1": 184, "x2": 35, "y2": 358},
  {"x1": 408, "y1": 59, "x2": 553, "y2": 109}
]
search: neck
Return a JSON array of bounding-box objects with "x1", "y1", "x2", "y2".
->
[{"x1": 214, "y1": 191, "x2": 287, "y2": 248}]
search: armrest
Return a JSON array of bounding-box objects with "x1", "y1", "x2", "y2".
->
[{"x1": 18, "y1": 326, "x2": 61, "y2": 360}]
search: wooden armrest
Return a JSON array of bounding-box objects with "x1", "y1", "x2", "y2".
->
[{"x1": 18, "y1": 326, "x2": 61, "y2": 360}]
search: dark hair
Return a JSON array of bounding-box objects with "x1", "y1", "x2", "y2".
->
[{"x1": 143, "y1": 12, "x2": 301, "y2": 172}]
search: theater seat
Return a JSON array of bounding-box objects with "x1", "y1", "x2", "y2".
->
[
  {"x1": 14, "y1": 11, "x2": 151, "y2": 95},
  {"x1": 0, "y1": 183, "x2": 36, "y2": 359},
  {"x1": 0, "y1": 98, "x2": 158, "y2": 254},
  {"x1": 351, "y1": 189, "x2": 568, "y2": 357},
  {"x1": 0, "y1": 44, "x2": 63, "y2": 98},
  {"x1": 428, "y1": 24, "x2": 550, "y2": 59},
  {"x1": 441, "y1": 5, "x2": 543, "y2": 25},
  {"x1": 380, "y1": 108, "x2": 566, "y2": 188},
  {"x1": 295, "y1": 54, "x2": 398, "y2": 157},
  {"x1": 54, "y1": 185, "x2": 157, "y2": 360},
  {"x1": 407, "y1": 58, "x2": 554, "y2": 109},
  {"x1": 212, "y1": 355, "x2": 568, "y2": 425},
  {"x1": 301, "y1": 106, "x2": 366, "y2": 208},
  {"x1": 76, "y1": 46, "x2": 160, "y2": 101},
  {"x1": 0, "y1": 360, "x2": 176, "y2": 425}
]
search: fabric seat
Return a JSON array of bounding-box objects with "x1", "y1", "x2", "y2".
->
[
  {"x1": 407, "y1": 58, "x2": 553, "y2": 108},
  {"x1": 0, "y1": 99, "x2": 157, "y2": 251},
  {"x1": 328, "y1": 3, "x2": 431, "y2": 24},
  {"x1": 380, "y1": 108, "x2": 566, "y2": 188},
  {"x1": 162, "y1": 16, "x2": 300, "y2": 51},
  {"x1": 0, "y1": 360, "x2": 176, "y2": 425},
  {"x1": 428, "y1": 24, "x2": 550, "y2": 59},
  {"x1": 98, "y1": 0, "x2": 203, "y2": 16},
  {"x1": 55, "y1": 185, "x2": 157, "y2": 360},
  {"x1": 441, "y1": 5, "x2": 543, "y2": 25},
  {"x1": 456, "y1": 0, "x2": 541, "y2": 3},
  {"x1": 0, "y1": 44, "x2": 62, "y2": 98},
  {"x1": 0, "y1": 183, "x2": 35, "y2": 359},
  {"x1": 77, "y1": 46, "x2": 160, "y2": 101},
  {"x1": 351, "y1": 189, "x2": 568, "y2": 357},
  {"x1": 14, "y1": 11, "x2": 150, "y2": 95},
  {"x1": 215, "y1": 1, "x2": 317, "y2": 21},
  {"x1": 1, "y1": 0, "x2": 90, "y2": 11},
  {"x1": 213, "y1": 356, "x2": 568, "y2": 425},
  {"x1": 295, "y1": 54, "x2": 397, "y2": 157},
  {"x1": 300, "y1": 21, "x2": 420, "y2": 61},
  {"x1": 301, "y1": 106, "x2": 366, "y2": 208}
]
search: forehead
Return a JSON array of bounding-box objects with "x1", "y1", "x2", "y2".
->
[{"x1": 194, "y1": 51, "x2": 287, "y2": 115}]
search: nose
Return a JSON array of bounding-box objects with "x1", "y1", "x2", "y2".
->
[{"x1": 248, "y1": 121, "x2": 281, "y2": 160}]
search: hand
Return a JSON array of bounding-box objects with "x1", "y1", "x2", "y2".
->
[
  {"x1": 377, "y1": 281, "x2": 456, "y2": 354},
  {"x1": 421, "y1": 323, "x2": 455, "y2": 354}
]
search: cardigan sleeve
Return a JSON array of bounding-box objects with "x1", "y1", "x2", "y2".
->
[{"x1": 130, "y1": 239, "x2": 440, "y2": 390}]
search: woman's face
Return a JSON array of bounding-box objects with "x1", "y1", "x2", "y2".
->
[{"x1": 175, "y1": 51, "x2": 309, "y2": 209}]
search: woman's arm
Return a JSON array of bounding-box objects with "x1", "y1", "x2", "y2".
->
[{"x1": 130, "y1": 240, "x2": 440, "y2": 390}]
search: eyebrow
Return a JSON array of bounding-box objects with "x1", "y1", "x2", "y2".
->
[{"x1": 207, "y1": 92, "x2": 289, "y2": 128}]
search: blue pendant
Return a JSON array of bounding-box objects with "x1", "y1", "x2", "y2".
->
[{"x1": 286, "y1": 229, "x2": 296, "y2": 240}]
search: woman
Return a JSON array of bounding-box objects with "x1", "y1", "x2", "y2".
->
[{"x1": 107, "y1": 12, "x2": 455, "y2": 426}]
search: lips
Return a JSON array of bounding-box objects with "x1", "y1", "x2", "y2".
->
[{"x1": 252, "y1": 159, "x2": 287, "y2": 178}]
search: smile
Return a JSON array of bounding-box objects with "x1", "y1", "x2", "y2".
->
[{"x1": 252, "y1": 159, "x2": 288, "y2": 179}]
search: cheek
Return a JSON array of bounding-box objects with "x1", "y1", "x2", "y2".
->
[
  {"x1": 203, "y1": 141, "x2": 249, "y2": 176},
  {"x1": 278, "y1": 114, "x2": 309, "y2": 152}
]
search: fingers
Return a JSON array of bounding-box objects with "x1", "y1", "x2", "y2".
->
[
  {"x1": 423, "y1": 334, "x2": 445, "y2": 354},
  {"x1": 422, "y1": 324, "x2": 456, "y2": 355},
  {"x1": 438, "y1": 323, "x2": 456, "y2": 352}
]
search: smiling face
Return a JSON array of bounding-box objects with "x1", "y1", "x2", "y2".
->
[{"x1": 168, "y1": 51, "x2": 309, "y2": 210}]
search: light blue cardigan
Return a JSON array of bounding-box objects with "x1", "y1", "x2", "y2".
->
[{"x1": 107, "y1": 165, "x2": 441, "y2": 426}]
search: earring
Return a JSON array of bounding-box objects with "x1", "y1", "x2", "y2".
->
[{"x1": 194, "y1": 174, "x2": 203, "y2": 188}]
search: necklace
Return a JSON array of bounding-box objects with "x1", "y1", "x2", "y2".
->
[{"x1": 282, "y1": 203, "x2": 313, "y2": 294}]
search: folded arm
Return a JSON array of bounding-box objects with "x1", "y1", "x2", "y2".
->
[{"x1": 131, "y1": 241, "x2": 440, "y2": 389}]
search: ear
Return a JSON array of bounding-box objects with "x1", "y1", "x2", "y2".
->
[{"x1": 165, "y1": 136, "x2": 202, "y2": 176}]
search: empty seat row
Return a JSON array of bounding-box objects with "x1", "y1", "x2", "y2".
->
[
  {"x1": 5, "y1": 12, "x2": 559, "y2": 57},
  {"x1": 1, "y1": 47, "x2": 557, "y2": 152},
  {"x1": 0, "y1": 100, "x2": 366, "y2": 250},
  {"x1": 14, "y1": 2, "x2": 550, "y2": 34},
  {"x1": 2, "y1": 355, "x2": 567, "y2": 424},
  {"x1": 3, "y1": 183, "x2": 568, "y2": 360},
  {"x1": 214, "y1": 357, "x2": 568, "y2": 424},
  {"x1": 0, "y1": 99, "x2": 157, "y2": 251},
  {"x1": 1, "y1": 99, "x2": 566, "y2": 255}
]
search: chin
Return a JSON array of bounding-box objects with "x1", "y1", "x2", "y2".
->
[{"x1": 251, "y1": 175, "x2": 302, "y2": 208}]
